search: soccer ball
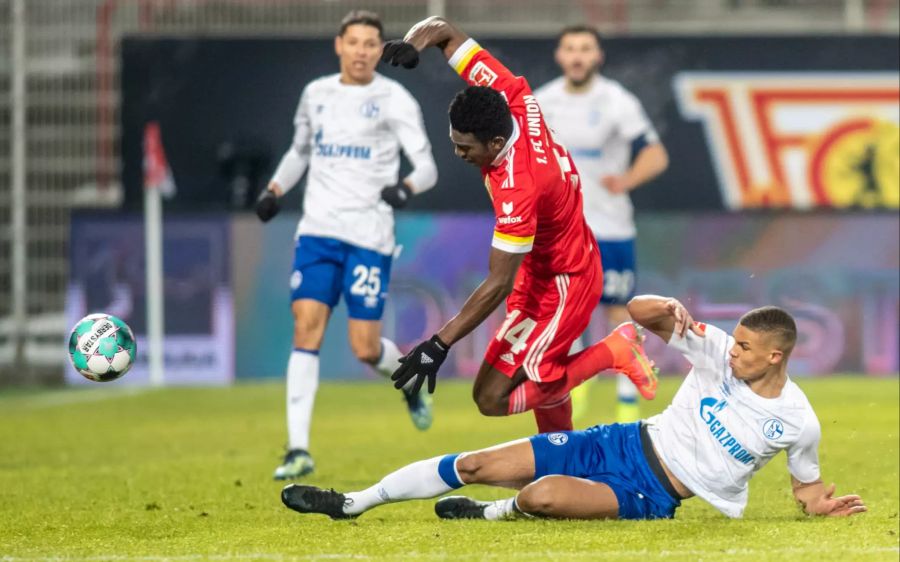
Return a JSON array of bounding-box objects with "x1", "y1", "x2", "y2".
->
[{"x1": 68, "y1": 313, "x2": 137, "y2": 382}]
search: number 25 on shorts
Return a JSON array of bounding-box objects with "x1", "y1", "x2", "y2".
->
[
  {"x1": 496, "y1": 310, "x2": 537, "y2": 354},
  {"x1": 350, "y1": 265, "x2": 381, "y2": 297}
]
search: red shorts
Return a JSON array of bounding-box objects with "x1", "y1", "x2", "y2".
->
[{"x1": 484, "y1": 260, "x2": 603, "y2": 383}]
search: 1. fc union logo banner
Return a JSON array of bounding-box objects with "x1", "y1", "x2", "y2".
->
[{"x1": 675, "y1": 73, "x2": 899, "y2": 210}]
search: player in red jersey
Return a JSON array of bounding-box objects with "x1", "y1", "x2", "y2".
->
[{"x1": 383, "y1": 17, "x2": 658, "y2": 432}]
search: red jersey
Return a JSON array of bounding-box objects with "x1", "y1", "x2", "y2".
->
[{"x1": 449, "y1": 39, "x2": 599, "y2": 277}]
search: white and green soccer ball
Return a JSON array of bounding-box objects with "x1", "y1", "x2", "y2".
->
[{"x1": 68, "y1": 313, "x2": 137, "y2": 382}]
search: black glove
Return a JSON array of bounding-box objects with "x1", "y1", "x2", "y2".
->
[
  {"x1": 391, "y1": 335, "x2": 449, "y2": 394},
  {"x1": 381, "y1": 40, "x2": 420, "y2": 69},
  {"x1": 255, "y1": 189, "x2": 280, "y2": 222},
  {"x1": 381, "y1": 183, "x2": 414, "y2": 209}
]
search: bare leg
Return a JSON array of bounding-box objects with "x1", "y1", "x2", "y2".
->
[
  {"x1": 456, "y1": 438, "x2": 535, "y2": 489},
  {"x1": 438, "y1": 459, "x2": 620, "y2": 521},
  {"x1": 516, "y1": 475, "x2": 619, "y2": 519},
  {"x1": 347, "y1": 318, "x2": 382, "y2": 365},
  {"x1": 471, "y1": 360, "x2": 528, "y2": 416},
  {"x1": 292, "y1": 299, "x2": 330, "y2": 350},
  {"x1": 347, "y1": 318, "x2": 408, "y2": 382},
  {"x1": 471, "y1": 360, "x2": 577, "y2": 432}
]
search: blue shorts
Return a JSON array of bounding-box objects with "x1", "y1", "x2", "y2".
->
[
  {"x1": 290, "y1": 235, "x2": 393, "y2": 321},
  {"x1": 597, "y1": 239, "x2": 636, "y2": 305},
  {"x1": 529, "y1": 422, "x2": 680, "y2": 520}
]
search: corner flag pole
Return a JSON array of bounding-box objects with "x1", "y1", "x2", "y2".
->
[{"x1": 143, "y1": 122, "x2": 167, "y2": 387}]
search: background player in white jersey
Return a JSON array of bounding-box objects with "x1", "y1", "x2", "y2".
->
[
  {"x1": 282, "y1": 294, "x2": 865, "y2": 522},
  {"x1": 535, "y1": 26, "x2": 669, "y2": 423},
  {"x1": 255, "y1": 11, "x2": 438, "y2": 480}
]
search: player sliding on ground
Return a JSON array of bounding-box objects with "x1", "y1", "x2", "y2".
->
[
  {"x1": 282, "y1": 294, "x2": 867, "y2": 521},
  {"x1": 380, "y1": 16, "x2": 658, "y2": 434}
]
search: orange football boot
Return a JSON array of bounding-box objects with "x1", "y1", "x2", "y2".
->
[{"x1": 604, "y1": 322, "x2": 659, "y2": 400}]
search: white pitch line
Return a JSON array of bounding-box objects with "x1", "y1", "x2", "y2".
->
[
  {"x1": 62, "y1": 554, "x2": 347, "y2": 561},
  {"x1": 2, "y1": 546, "x2": 898, "y2": 561}
]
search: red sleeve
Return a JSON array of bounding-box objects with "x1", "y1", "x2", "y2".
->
[
  {"x1": 447, "y1": 39, "x2": 527, "y2": 102},
  {"x1": 488, "y1": 154, "x2": 537, "y2": 254}
]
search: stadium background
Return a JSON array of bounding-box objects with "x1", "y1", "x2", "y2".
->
[
  {"x1": 0, "y1": 2, "x2": 898, "y2": 561},
  {"x1": 2, "y1": 0, "x2": 895, "y2": 385}
]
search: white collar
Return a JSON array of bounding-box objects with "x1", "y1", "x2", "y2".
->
[{"x1": 490, "y1": 118, "x2": 520, "y2": 168}]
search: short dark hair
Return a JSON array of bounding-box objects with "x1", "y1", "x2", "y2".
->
[
  {"x1": 739, "y1": 306, "x2": 798, "y2": 355},
  {"x1": 557, "y1": 25, "x2": 602, "y2": 47},
  {"x1": 339, "y1": 10, "x2": 383, "y2": 38},
  {"x1": 448, "y1": 86, "x2": 513, "y2": 145}
]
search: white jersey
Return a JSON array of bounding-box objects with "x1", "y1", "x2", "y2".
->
[
  {"x1": 644, "y1": 323, "x2": 821, "y2": 518},
  {"x1": 271, "y1": 73, "x2": 437, "y2": 255},
  {"x1": 534, "y1": 76, "x2": 659, "y2": 240}
]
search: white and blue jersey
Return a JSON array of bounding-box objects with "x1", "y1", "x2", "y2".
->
[
  {"x1": 527, "y1": 322, "x2": 821, "y2": 520},
  {"x1": 273, "y1": 73, "x2": 437, "y2": 254},
  {"x1": 645, "y1": 323, "x2": 821, "y2": 518},
  {"x1": 270, "y1": 73, "x2": 437, "y2": 317}
]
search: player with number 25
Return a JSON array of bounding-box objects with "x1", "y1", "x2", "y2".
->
[{"x1": 257, "y1": 11, "x2": 438, "y2": 480}]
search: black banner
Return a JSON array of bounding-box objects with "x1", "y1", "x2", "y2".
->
[{"x1": 121, "y1": 35, "x2": 899, "y2": 212}]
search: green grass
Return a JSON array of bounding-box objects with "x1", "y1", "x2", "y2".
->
[{"x1": 1, "y1": 377, "x2": 897, "y2": 561}]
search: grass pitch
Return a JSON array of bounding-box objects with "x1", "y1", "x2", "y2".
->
[{"x1": 1, "y1": 377, "x2": 898, "y2": 561}]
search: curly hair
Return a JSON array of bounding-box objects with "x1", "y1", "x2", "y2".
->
[{"x1": 448, "y1": 86, "x2": 513, "y2": 145}]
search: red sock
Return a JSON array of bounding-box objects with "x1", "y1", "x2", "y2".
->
[
  {"x1": 507, "y1": 341, "x2": 614, "y2": 416},
  {"x1": 533, "y1": 394, "x2": 573, "y2": 433},
  {"x1": 565, "y1": 340, "x2": 614, "y2": 384},
  {"x1": 507, "y1": 377, "x2": 564, "y2": 415}
]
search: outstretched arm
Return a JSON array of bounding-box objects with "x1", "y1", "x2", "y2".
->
[
  {"x1": 627, "y1": 295, "x2": 704, "y2": 343},
  {"x1": 385, "y1": 16, "x2": 526, "y2": 101},
  {"x1": 792, "y1": 477, "x2": 866, "y2": 517},
  {"x1": 400, "y1": 16, "x2": 469, "y2": 61},
  {"x1": 438, "y1": 247, "x2": 525, "y2": 346},
  {"x1": 390, "y1": 247, "x2": 524, "y2": 394}
]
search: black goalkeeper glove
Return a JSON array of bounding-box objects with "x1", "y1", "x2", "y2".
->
[
  {"x1": 391, "y1": 334, "x2": 449, "y2": 395},
  {"x1": 381, "y1": 40, "x2": 420, "y2": 69},
  {"x1": 381, "y1": 183, "x2": 414, "y2": 209},
  {"x1": 255, "y1": 189, "x2": 280, "y2": 222}
]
